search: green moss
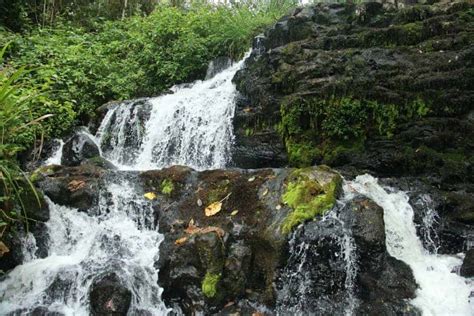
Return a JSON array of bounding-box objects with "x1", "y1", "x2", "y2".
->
[
  {"x1": 281, "y1": 169, "x2": 342, "y2": 234},
  {"x1": 202, "y1": 272, "x2": 221, "y2": 298},
  {"x1": 29, "y1": 165, "x2": 58, "y2": 183},
  {"x1": 160, "y1": 179, "x2": 174, "y2": 196},
  {"x1": 245, "y1": 127, "x2": 254, "y2": 137}
]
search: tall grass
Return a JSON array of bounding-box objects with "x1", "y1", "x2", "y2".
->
[{"x1": 0, "y1": 44, "x2": 50, "y2": 244}]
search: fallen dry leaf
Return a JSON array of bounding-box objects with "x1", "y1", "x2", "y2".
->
[
  {"x1": 230, "y1": 210, "x2": 239, "y2": 216},
  {"x1": 252, "y1": 312, "x2": 264, "y2": 316},
  {"x1": 205, "y1": 201, "x2": 222, "y2": 217},
  {"x1": 68, "y1": 180, "x2": 86, "y2": 192},
  {"x1": 243, "y1": 107, "x2": 252, "y2": 113},
  {"x1": 185, "y1": 223, "x2": 225, "y2": 238},
  {"x1": 262, "y1": 188, "x2": 269, "y2": 196},
  {"x1": 144, "y1": 192, "x2": 157, "y2": 200},
  {"x1": 0, "y1": 241, "x2": 10, "y2": 257},
  {"x1": 275, "y1": 204, "x2": 282, "y2": 210},
  {"x1": 175, "y1": 237, "x2": 188, "y2": 245},
  {"x1": 248, "y1": 176, "x2": 256, "y2": 182},
  {"x1": 197, "y1": 198, "x2": 203, "y2": 206}
]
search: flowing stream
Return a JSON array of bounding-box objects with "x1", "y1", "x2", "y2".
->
[{"x1": 1, "y1": 53, "x2": 473, "y2": 315}]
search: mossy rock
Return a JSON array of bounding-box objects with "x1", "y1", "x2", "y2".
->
[{"x1": 281, "y1": 166, "x2": 342, "y2": 234}]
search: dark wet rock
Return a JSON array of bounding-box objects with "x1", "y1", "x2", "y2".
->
[
  {"x1": 62, "y1": 131, "x2": 100, "y2": 167},
  {"x1": 146, "y1": 165, "x2": 341, "y2": 314},
  {"x1": 89, "y1": 273, "x2": 132, "y2": 316},
  {"x1": 20, "y1": 138, "x2": 64, "y2": 172},
  {"x1": 276, "y1": 197, "x2": 419, "y2": 315},
  {"x1": 0, "y1": 227, "x2": 24, "y2": 273},
  {"x1": 37, "y1": 164, "x2": 104, "y2": 211},
  {"x1": 81, "y1": 156, "x2": 117, "y2": 170},
  {"x1": 460, "y1": 249, "x2": 474, "y2": 277}
]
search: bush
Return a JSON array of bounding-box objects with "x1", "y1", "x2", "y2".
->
[{"x1": 3, "y1": 2, "x2": 295, "y2": 127}]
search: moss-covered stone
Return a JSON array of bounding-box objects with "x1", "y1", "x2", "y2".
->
[
  {"x1": 281, "y1": 167, "x2": 342, "y2": 234},
  {"x1": 202, "y1": 272, "x2": 221, "y2": 298},
  {"x1": 160, "y1": 179, "x2": 174, "y2": 196}
]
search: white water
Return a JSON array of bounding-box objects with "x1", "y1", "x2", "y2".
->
[
  {"x1": 96, "y1": 55, "x2": 247, "y2": 171},
  {"x1": 44, "y1": 139, "x2": 64, "y2": 165},
  {"x1": 0, "y1": 180, "x2": 169, "y2": 315},
  {"x1": 346, "y1": 174, "x2": 474, "y2": 316}
]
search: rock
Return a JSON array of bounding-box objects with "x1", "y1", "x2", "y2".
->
[
  {"x1": 89, "y1": 273, "x2": 132, "y2": 316},
  {"x1": 276, "y1": 197, "x2": 419, "y2": 314},
  {"x1": 233, "y1": 1, "x2": 474, "y2": 176},
  {"x1": 62, "y1": 131, "x2": 100, "y2": 166},
  {"x1": 460, "y1": 249, "x2": 474, "y2": 277},
  {"x1": 38, "y1": 164, "x2": 104, "y2": 211},
  {"x1": 150, "y1": 165, "x2": 341, "y2": 314}
]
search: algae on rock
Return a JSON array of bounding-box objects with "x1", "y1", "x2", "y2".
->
[{"x1": 281, "y1": 166, "x2": 342, "y2": 234}]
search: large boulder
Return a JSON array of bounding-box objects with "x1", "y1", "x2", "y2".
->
[
  {"x1": 142, "y1": 165, "x2": 342, "y2": 314},
  {"x1": 62, "y1": 131, "x2": 100, "y2": 167},
  {"x1": 37, "y1": 164, "x2": 104, "y2": 212},
  {"x1": 276, "y1": 197, "x2": 419, "y2": 315},
  {"x1": 89, "y1": 273, "x2": 132, "y2": 316}
]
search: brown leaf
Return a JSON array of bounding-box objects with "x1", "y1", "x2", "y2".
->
[
  {"x1": 175, "y1": 237, "x2": 188, "y2": 245},
  {"x1": 185, "y1": 224, "x2": 225, "y2": 238},
  {"x1": 0, "y1": 241, "x2": 10, "y2": 257},
  {"x1": 205, "y1": 201, "x2": 222, "y2": 217},
  {"x1": 252, "y1": 312, "x2": 264, "y2": 316},
  {"x1": 68, "y1": 180, "x2": 86, "y2": 192}
]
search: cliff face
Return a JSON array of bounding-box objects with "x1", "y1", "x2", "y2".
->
[{"x1": 232, "y1": 0, "x2": 474, "y2": 253}]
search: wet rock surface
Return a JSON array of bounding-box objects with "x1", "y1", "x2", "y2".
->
[
  {"x1": 233, "y1": 0, "x2": 474, "y2": 256},
  {"x1": 276, "y1": 197, "x2": 419, "y2": 315},
  {"x1": 89, "y1": 273, "x2": 132, "y2": 316},
  {"x1": 62, "y1": 131, "x2": 100, "y2": 167}
]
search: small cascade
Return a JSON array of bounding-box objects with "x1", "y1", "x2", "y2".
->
[
  {"x1": 95, "y1": 55, "x2": 248, "y2": 171},
  {"x1": 0, "y1": 175, "x2": 169, "y2": 315},
  {"x1": 44, "y1": 139, "x2": 64, "y2": 165},
  {"x1": 347, "y1": 174, "x2": 474, "y2": 316}
]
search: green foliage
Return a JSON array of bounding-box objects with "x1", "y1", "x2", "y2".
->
[
  {"x1": 4, "y1": 2, "x2": 294, "y2": 126},
  {"x1": 160, "y1": 179, "x2": 174, "y2": 196},
  {"x1": 281, "y1": 168, "x2": 341, "y2": 234},
  {"x1": 0, "y1": 44, "x2": 44, "y2": 237},
  {"x1": 279, "y1": 95, "x2": 430, "y2": 167}
]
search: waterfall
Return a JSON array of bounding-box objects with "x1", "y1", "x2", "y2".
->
[
  {"x1": 95, "y1": 55, "x2": 247, "y2": 171},
  {"x1": 44, "y1": 139, "x2": 64, "y2": 165},
  {"x1": 0, "y1": 176, "x2": 169, "y2": 315},
  {"x1": 0, "y1": 55, "x2": 247, "y2": 315},
  {"x1": 347, "y1": 174, "x2": 474, "y2": 316}
]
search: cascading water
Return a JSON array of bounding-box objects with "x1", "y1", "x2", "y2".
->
[
  {"x1": 95, "y1": 56, "x2": 247, "y2": 171},
  {"x1": 276, "y1": 207, "x2": 359, "y2": 315},
  {"x1": 0, "y1": 56, "x2": 247, "y2": 315},
  {"x1": 0, "y1": 175, "x2": 169, "y2": 315},
  {"x1": 346, "y1": 174, "x2": 474, "y2": 316}
]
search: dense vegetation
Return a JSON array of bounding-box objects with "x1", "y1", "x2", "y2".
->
[{"x1": 0, "y1": 0, "x2": 297, "y2": 250}]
